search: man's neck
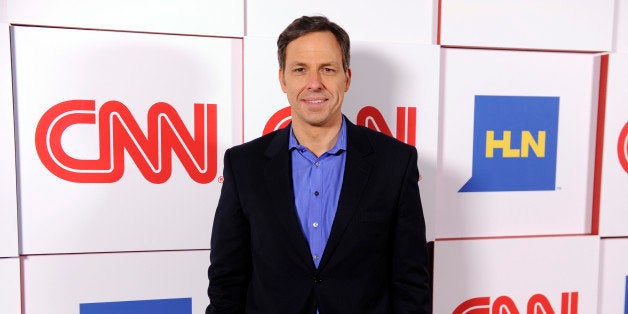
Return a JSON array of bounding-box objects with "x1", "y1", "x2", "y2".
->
[{"x1": 292, "y1": 120, "x2": 343, "y2": 158}]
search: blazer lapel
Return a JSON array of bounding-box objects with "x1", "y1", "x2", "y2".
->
[
  {"x1": 263, "y1": 127, "x2": 315, "y2": 268},
  {"x1": 318, "y1": 120, "x2": 374, "y2": 271}
]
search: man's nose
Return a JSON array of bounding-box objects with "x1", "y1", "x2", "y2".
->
[{"x1": 306, "y1": 72, "x2": 323, "y2": 90}]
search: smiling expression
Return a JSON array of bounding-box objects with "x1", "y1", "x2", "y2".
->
[{"x1": 279, "y1": 31, "x2": 352, "y2": 131}]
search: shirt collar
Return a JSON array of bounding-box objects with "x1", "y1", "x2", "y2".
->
[{"x1": 289, "y1": 117, "x2": 347, "y2": 154}]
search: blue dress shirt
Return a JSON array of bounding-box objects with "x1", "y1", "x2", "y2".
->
[{"x1": 289, "y1": 120, "x2": 347, "y2": 269}]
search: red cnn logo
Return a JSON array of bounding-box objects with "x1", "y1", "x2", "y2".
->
[
  {"x1": 619, "y1": 121, "x2": 628, "y2": 173},
  {"x1": 35, "y1": 100, "x2": 217, "y2": 184},
  {"x1": 263, "y1": 105, "x2": 417, "y2": 146},
  {"x1": 453, "y1": 292, "x2": 578, "y2": 314}
]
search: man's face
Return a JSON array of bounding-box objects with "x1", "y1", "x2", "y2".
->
[{"x1": 279, "y1": 31, "x2": 351, "y2": 130}]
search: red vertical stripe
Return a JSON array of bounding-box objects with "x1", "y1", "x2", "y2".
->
[
  {"x1": 591, "y1": 54, "x2": 609, "y2": 235},
  {"x1": 560, "y1": 292, "x2": 570, "y2": 314},
  {"x1": 571, "y1": 292, "x2": 578, "y2": 314},
  {"x1": 397, "y1": 107, "x2": 406, "y2": 143},
  {"x1": 408, "y1": 107, "x2": 417, "y2": 146},
  {"x1": 437, "y1": 0, "x2": 443, "y2": 45}
]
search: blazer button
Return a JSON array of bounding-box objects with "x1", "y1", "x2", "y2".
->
[{"x1": 313, "y1": 276, "x2": 322, "y2": 284}]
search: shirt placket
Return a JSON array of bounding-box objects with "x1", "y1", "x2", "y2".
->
[{"x1": 309, "y1": 156, "x2": 324, "y2": 268}]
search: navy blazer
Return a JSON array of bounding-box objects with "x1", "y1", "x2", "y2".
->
[{"x1": 207, "y1": 118, "x2": 431, "y2": 314}]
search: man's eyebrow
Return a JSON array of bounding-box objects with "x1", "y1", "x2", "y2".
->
[
  {"x1": 288, "y1": 62, "x2": 308, "y2": 67},
  {"x1": 288, "y1": 62, "x2": 340, "y2": 67},
  {"x1": 319, "y1": 62, "x2": 339, "y2": 67}
]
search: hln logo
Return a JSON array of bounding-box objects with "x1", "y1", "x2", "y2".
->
[
  {"x1": 459, "y1": 95, "x2": 560, "y2": 192},
  {"x1": 80, "y1": 298, "x2": 191, "y2": 314},
  {"x1": 625, "y1": 276, "x2": 628, "y2": 314}
]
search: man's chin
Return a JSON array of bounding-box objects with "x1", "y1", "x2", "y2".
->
[{"x1": 305, "y1": 117, "x2": 342, "y2": 129}]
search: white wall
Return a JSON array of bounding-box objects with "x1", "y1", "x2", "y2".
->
[{"x1": 2, "y1": 0, "x2": 626, "y2": 312}]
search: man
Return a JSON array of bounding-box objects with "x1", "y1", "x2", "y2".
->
[{"x1": 207, "y1": 15, "x2": 431, "y2": 313}]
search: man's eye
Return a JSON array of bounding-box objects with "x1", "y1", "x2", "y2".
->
[
  {"x1": 293, "y1": 68, "x2": 305, "y2": 73},
  {"x1": 322, "y1": 68, "x2": 335, "y2": 73}
]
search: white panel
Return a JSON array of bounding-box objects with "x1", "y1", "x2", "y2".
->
[
  {"x1": 246, "y1": 0, "x2": 436, "y2": 44},
  {"x1": 243, "y1": 36, "x2": 440, "y2": 241},
  {"x1": 598, "y1": 238, "x2": 628, "y2": 313},
  {"x1": 440, "y1": 0, "x2": 614, "y2": 51},
  {"x1": 13, "y1": 26, "x2": 242, "y2": 254},
  {"x1": 0, "y1": 0, "x2": 7, "y2": 23},
  {"x1": 0, "y1": 23, "x2": 18, "y2": 257},
  {"x1": 615, "y1": 0, "x2": 628, "y2": 52},
  {"x1": 437, "y1": 48, "x2": 599, "y2": 238},
  {"x1": 598, "y1": 53, "x2": 628, "y2": 237},
  {"x1": 22, "y1": 250, "x2": 209, "y2": 314},
  {"x1": 7, "y1": 0, "x2": 243, "y2": 37},
  {"x1": 242, "y1": 37, "x2": 285, "y2": 140},
  {"x1": 0, "y1": 258, "x2": 21, "y2": 314},
  {"x1": 434, "y1": 236, "x2": 599, "y2": 313}
]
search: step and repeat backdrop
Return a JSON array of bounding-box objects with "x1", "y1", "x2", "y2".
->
[{"x1": 1, "y1": 0, "x2": 627, "y2": 313}]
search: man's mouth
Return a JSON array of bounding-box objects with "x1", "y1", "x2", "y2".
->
[{"x1": 302, "y1": 98, "x2": 328, "y2": 104}]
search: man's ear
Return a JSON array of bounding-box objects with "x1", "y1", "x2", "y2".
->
[
  {"x1": 279, "y1": 69, "x2": 287, "y2": 93},
  {"x1": 344, "y1": 68, "x2": 352, "y2": 92}
]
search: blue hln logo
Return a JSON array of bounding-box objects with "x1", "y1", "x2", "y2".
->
[
  {"x1": 459, "y1": 95, "x2": 559, "y2": 192},
  {"x1": 80, "y1": 298, "x2": 191, "y2": 314},
  {"x1": 624, "y1": 276, "x2": 628, "y2": 314}
]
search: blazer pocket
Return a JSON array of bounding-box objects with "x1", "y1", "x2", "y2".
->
[
  {"x1": 358, "y1": 211, "x2": 392, "y2": 241},
  {"x1": 359, "y1": 210, "x2": 390, "y2": 223}
]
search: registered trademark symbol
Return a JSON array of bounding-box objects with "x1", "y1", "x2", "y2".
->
[
  {"x1": 218, "y1": 176, "x2": 224, "y2": 183},
  {"x1": 556, "y1": 186, "x2": 561, "y2": 191}
]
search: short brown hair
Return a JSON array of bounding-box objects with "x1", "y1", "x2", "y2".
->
[{"x1": 277, "y1": 15, "x2": 350, "y2": 71}]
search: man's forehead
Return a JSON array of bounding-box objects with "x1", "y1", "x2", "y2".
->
[
  {"x1": 285, "y1": 36, "x2": 342, "y2": 60},
  {"x1": 286, "y1": 32, "x2": 340, "y2": 49}
]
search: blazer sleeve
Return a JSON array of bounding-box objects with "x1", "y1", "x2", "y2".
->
[
  {"x1": 392, "y1": 147, "x2": 432, "y2": 314},
  {"x1": 206, "y1": 148, "x2": 251, "y2": 314}
]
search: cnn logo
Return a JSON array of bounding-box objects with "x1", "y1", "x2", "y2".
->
[
  {"x1": 454, "y1": 292, "x2": 578, "y2": 314},
  {"x1": 263, "y1": 106, "x2": 417, "y2": 146},
  {"x1": 35, "y1": 100, "x2": 218, "y2": 184},
  {"x1": 619, "y1": 121, "x2": 628, "y2": 173}
]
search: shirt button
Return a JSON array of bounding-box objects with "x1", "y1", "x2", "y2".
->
[
  {"x1": 315, "y1": 161, "x2": 320, "y2": 167},
  {"x1": 314, "y1": 254, "x2": 320, "y2": 260},
  {"x1": 314, "y1": 191, "x2": 319, "y2": 196},
  {"x1": 312, "y1": 222, "x2": 319, "y2": 228}
]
